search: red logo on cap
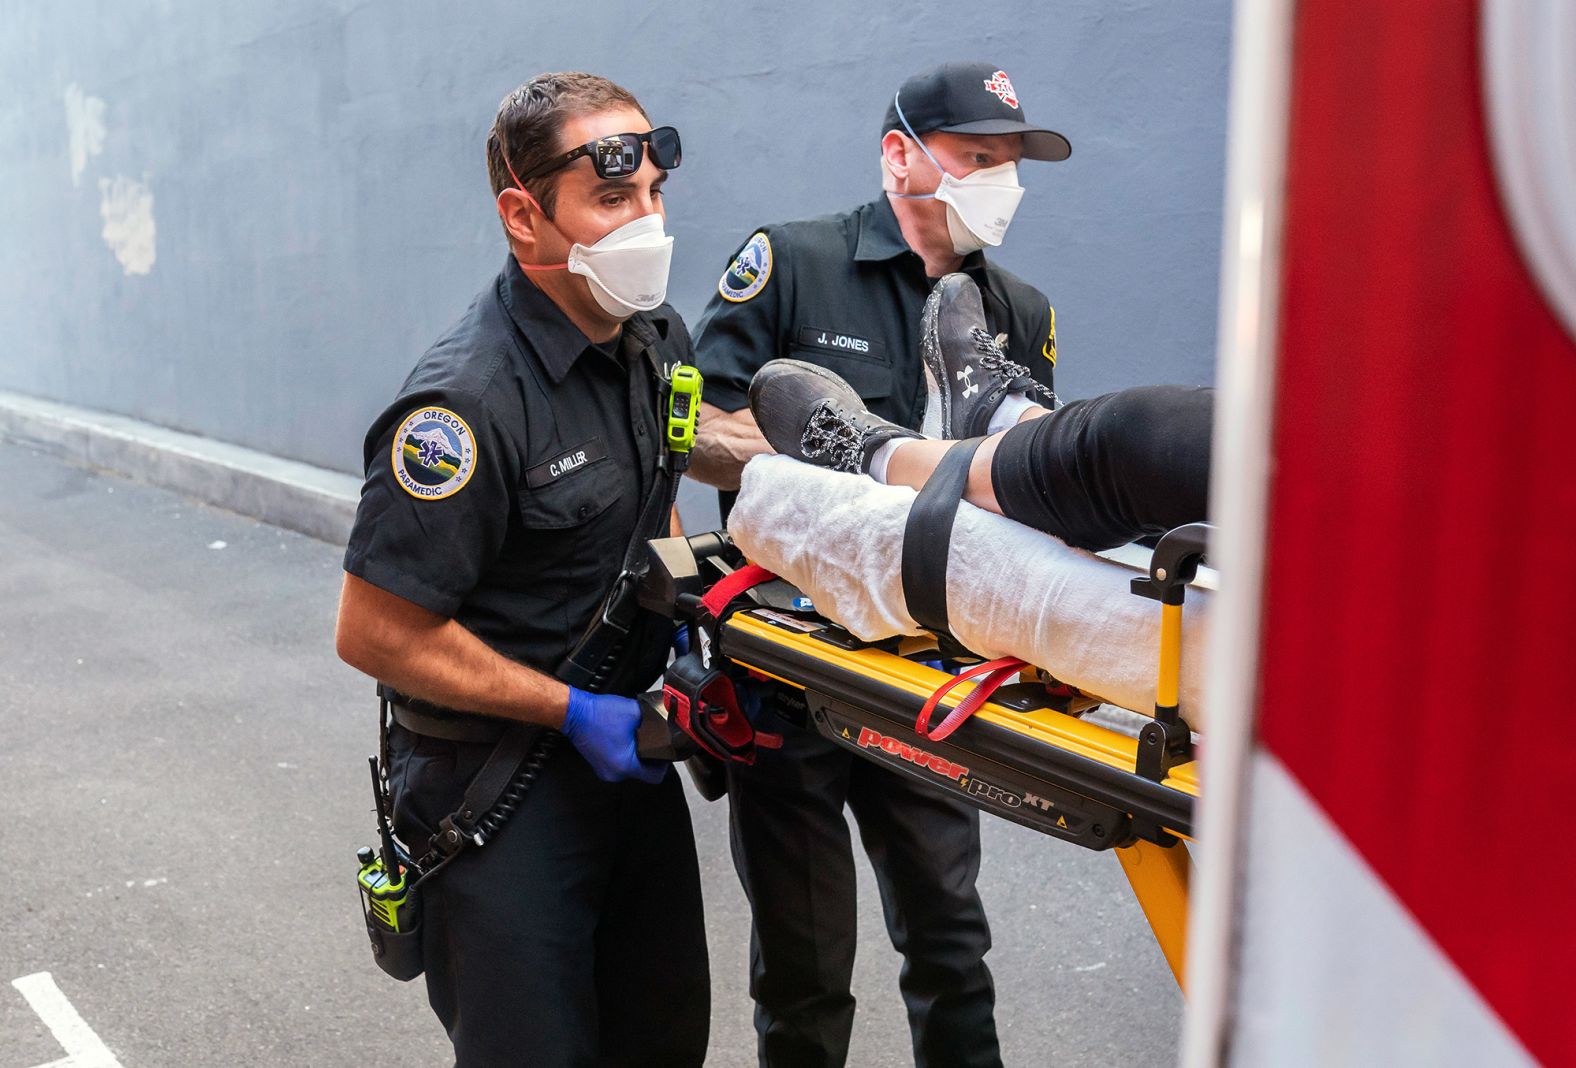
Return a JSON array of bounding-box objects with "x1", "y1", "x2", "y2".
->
[{"x1": 983, "y1": 70, "x2": 1019, "y2": 109}]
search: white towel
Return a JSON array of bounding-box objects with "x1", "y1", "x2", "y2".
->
[{"x1": 727, "y1": 454, "x2": 1209, "y2": 726}]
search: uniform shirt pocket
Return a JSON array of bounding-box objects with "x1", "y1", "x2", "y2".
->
[
  {"x1": 785, "y1": 332, "x2": 894, "y2": 401},
  {"x1": 519, "y1": 444, "x2": 622, "y2": 531}
]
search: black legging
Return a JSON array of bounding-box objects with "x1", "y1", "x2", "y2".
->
[{"x1": 989, "y1": 385, "x2": 1213, "y2": 552}]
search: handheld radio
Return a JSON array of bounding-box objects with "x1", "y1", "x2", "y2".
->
[
  {"x1": 356, "y1": 756, "x2": 424, "y2": 980},
  {"x1": 666, "y1": 365, "x2": 703, "y2": 468}
]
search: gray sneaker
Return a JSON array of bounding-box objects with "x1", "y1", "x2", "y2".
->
[
  {"x1": 748, "y1": 359, "x2": 921, "y2": 474},
  {"x1": 920, "y1": 273, "x2": 1057, "y2": 439}
]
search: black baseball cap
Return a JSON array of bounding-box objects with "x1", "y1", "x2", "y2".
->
[{"x1": 883, "y1": 61, "x2": 1071, "y2": 162}]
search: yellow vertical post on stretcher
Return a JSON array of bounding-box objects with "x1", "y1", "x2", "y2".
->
[
  {"x1": 1117, "y1": 525, "x2": 1204, "y2": 991},
  {"x1": 1116, "y1": 839, "x2": 1191, "y2": 990},
  {"x1": 1156, "y1": 602, "x2": 1183, "y2": 711},
  {"x1": 1128, "y1": 565, "x2": 1191, "y2": 990}
]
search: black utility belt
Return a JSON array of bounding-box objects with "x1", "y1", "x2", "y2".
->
[{"x1": 382, "y1": 688, "x2": 508, "y2": 745}]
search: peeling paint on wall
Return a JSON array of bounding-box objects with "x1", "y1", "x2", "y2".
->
[
  {"x1": 98, "y1": 176, "x2": 156, "y2": 275},
  {"x1": 64, "y1": 83, "x2": 106, "y2": 187}
]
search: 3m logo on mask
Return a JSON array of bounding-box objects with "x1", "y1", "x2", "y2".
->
[{"x1": 983, "y1": 70, "x2": 1019, "y2": 109}]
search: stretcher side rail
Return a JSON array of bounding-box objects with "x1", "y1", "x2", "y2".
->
[
  {"x1": 720, "y1": 608, "x2": 1195, "y2": 846},
  {"x1": 632, "y1": 527, "x2": 1206, "y2": 847}
]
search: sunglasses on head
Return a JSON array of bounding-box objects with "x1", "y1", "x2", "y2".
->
[{"x1": 518, "y1": 126, "x2": 683, "y2": 183}]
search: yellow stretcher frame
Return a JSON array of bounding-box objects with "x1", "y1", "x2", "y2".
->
[
  {"x1": 719, "y1": 610, "x2": 1196, "y2": 989},
  {"x1": 637, "y1": 522, "x2": 1207, "y2": 988},
  {"x1": 1117, "y1": 837, "x2": 1191, "y2": 988}
]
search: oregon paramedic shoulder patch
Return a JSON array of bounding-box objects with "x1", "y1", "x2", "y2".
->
[
  {"x1": 719, "y1": 232, "x2": 772, "y2": 303},
  {"x1": 391, "y1": 407, "x2": 477, "y2": 500}
]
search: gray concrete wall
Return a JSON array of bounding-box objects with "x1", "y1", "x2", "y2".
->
[{"x1": 0, "y1": 0, "x2": 1231, "y2": 478}]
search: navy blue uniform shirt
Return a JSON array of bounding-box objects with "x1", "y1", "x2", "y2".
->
[
  {"x1": 693, "y1": 195, "x2": 1057, "y2": 429},
  {"x1": 344, "y1": 257, "x2": 690, "y2": 698}
]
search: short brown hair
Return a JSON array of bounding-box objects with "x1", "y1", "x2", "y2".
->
[{"x1": 486, "y1": 72, "x2": 648, "y2": 217}]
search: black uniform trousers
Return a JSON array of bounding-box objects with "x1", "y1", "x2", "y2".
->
[
  {"x1": 727, "y1": 719, "x2": 1000, "y2": 1068},
  {"x1": 388, "y1": 722, "x2": 710, "y2": 1068},
  {"x1": 991, "y1": 385, "x2": 1215, "y2": 552}
]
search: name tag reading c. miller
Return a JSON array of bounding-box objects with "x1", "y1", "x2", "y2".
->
[{"x1": 526, "y1": 437, "x2": 609, "y2": 488}]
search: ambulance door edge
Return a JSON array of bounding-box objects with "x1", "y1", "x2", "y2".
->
[{"x1": 1178, "y1": 0, "x2": 1297, "y2": 1064}]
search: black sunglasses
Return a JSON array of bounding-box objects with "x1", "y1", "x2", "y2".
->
[{"x1": 519, "y1": 126, "x2": 682, "y2": 183}]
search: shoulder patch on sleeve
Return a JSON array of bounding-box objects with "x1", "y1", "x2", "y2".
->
[
  {"x1": 391, "y1": 406, "x2": 478, "y2": 500},
  {"x1": 718, "y1": 232, "x2": 773, "y2": 303},
  {"x1": 1041, "y1": 305, "x2": 1057, "y2": 366}
]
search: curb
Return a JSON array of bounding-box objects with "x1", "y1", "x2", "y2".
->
[{"x1": 1, "y1": 390, "x2": 360, "y2": 544}]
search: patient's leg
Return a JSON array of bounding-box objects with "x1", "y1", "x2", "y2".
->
[
  {"x1": 747, "y1": 356, "x2": 1213, "y2": 552},
  {"x1": 882, "y1": 386, "x2": 1214, "y2": 551},
  {"x1": 881, "y1": 435, "x2": 1008, "y2": 513},
  {"x1": 726, "y1": 453, "x2": 1215, "y2": 722}
]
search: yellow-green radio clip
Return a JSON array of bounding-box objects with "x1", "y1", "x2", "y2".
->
[{"x1": 667, "y1": 365, "x2": 703, "y2": 455}]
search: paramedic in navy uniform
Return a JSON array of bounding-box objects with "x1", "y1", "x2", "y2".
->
[
  {"x1": 334, "y1": 72, "x2": 708, "y2": 1067},
  {"x1": 687, "y1": 62, "x2": 1069, "y2": 1068}
]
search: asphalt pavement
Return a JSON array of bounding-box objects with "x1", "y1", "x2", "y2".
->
[{"x1": 0, "y1": 446, "x2": 1182, "y2": 1066}]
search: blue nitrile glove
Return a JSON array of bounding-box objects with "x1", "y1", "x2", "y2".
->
[
  {"x1": 731, "y1": 676, "x2": 767, "y2": 726},
  {"x1": 562, "y1": 687, "x2": 667, "y2": 785},
  {"x1": 673, "y1": 623, "x2": 691, "y2": 657}
]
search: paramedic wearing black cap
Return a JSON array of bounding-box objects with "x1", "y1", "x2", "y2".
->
[
  {"x1": 688, "y1": 62, "x2": 1069, "y2": 1068},
  {"x1": 335, "y1": 72, "x2": 708, "y2": 1066}
]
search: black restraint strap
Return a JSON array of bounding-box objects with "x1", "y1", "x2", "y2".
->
[{"x1": 900, "y1": 437, "x2": 985, "y2": 635}]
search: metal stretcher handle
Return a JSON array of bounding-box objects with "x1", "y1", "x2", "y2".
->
[{"x1": 1129, "y1": 523, "x2": 1211, "y2": 787}]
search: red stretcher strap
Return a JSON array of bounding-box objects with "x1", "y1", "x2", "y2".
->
[
  {"x1": 666, "y1": 671, "x2": 781, "y2": 764},
  {"x1": 700, "y1": 562, "x2": 778, "y2": 618},
  {"x1": 663, "y1": 564, "x2": 784, "y2": 764},
  {"x1": 915, "y1": 657, "x2": 1028, "y2": 742}
]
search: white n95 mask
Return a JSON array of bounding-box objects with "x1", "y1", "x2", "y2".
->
[
  {"x1": 566, "y1": 213, "x2": 675, "y2": 319},
  {"x1": 515, "y1": 204, "x2": 675, "y2": 321},
  {"x1": 891, "y1": 92, "x2": 1026, "y2": 255},
  {"x1": 931, "y1": 161, "x2": 1024, "y2": 254}
]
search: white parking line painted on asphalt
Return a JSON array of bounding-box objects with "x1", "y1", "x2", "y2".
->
[{"x1": 11, "y1": 972, "x2": 124, "y2": 1068}]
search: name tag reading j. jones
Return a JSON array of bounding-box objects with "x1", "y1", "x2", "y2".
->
[{"x1": 798, "y1": 326, "x2": 884, "y2": 357}]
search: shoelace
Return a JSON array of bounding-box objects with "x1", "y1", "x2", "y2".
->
[
  {"x1": 799, "y1": 401, "x2": 865, "y2": 473},
  {"x1": 969, "y1": 327, "x2": 1059, "y2": 407}
]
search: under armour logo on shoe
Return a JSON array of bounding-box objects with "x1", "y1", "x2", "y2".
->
[{"x1": 957, "y1": 365, "x2": 980, "y2": 398}]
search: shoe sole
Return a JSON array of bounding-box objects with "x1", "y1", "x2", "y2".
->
[
  {"x1": 921, "y1": 273, "x2": 989, "y2": 439},
  {"x1": 920, "y1": 283, "x2": 950, "y2": 439}
]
